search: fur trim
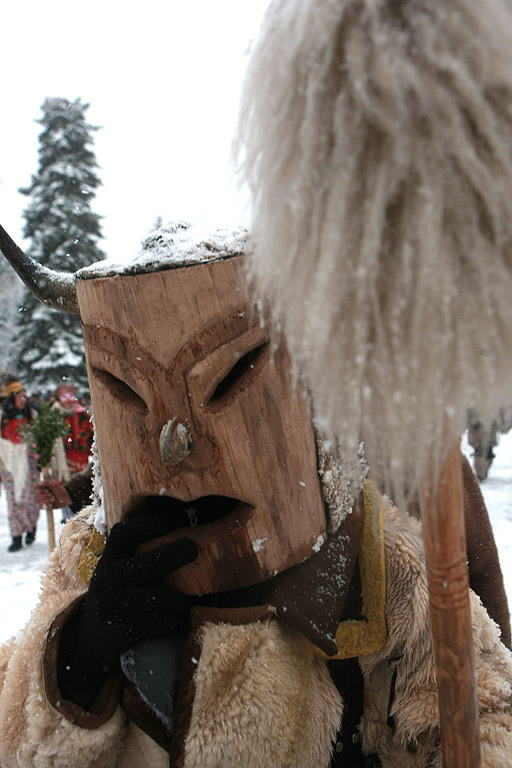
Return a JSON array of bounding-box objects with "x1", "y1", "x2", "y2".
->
[
  {"x1": 39, "y1": 506, "x2": 97, "y2": 600},
  {"x1": 0, "y1": 509, "x2": 126, "y2": 767},
  {"x1": 184, "y1": 619, "x2": 342, "y2": 768},
  {"x1": 118, "y1": 723, "x2": 168, "y2": 768},
  {"x1": 315, "y1": 429, "x2": 368, "y2": 531},
  {"x1": 235, "y1": 0, "x2": 512, "y2": 504},
  {"x1": 359, "y1": 500, "x2": 512, "y2": 766},
  {"x1": 90, "y1": 413, "x2": 107, "y2": 535}
]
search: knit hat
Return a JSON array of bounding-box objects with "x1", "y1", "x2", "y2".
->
[{"x1": 0, "y1": 378, "x2": 25, "y2": 399}]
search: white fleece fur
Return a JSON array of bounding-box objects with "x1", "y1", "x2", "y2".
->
[
  {"x1": 184, "y1": 620, "x2": 342, "y2": 768},
  {"x1": 235, "y1": 0, "x2": 512, "y2": 507}
]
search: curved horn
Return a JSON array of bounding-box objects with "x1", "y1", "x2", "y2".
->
[{"x1": 0, "y1": 224, "x2": 79, "y2": 314}]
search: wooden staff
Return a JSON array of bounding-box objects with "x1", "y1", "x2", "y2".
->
[
  {"x1": 421, "y1": 440, "x2": 481, "y2": 767},
  {"x1": 42, "y1": 467, "x2": 56, "y2": 553}
]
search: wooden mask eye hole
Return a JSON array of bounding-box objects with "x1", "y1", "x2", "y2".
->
[
  {"x1": 209, "y1": 341, "x2": 269, "y2": 404},
  {"x1": 92, "y1": 366, "x2": 147, "y2": 412}
]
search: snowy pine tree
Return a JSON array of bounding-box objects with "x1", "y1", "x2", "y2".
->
[
  {"x1": 0, "y1": 259, "x2": 23, "y2": 372},
  {"x1": 14, "y1": 97, "x2": 105, "y2": 396}
]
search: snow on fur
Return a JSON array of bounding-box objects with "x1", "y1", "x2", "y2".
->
[
  {"x1": 234, "y1": 0, "x2": 512, "y2": 506},
  {"x1": 315, "y1": 431, "x2": 367, "y2": 531}
]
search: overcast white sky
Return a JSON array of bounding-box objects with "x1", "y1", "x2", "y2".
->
[{"x1": 0, "y1": 1, "x2": 270, "y2": 263}]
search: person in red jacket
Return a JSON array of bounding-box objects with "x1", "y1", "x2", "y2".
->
[
  {"x1": 0, "y1": 377, "x2": 40, "y2": 551},
  {"x1": 53, "y1": 384, "x2": 93, "y2": 476}
]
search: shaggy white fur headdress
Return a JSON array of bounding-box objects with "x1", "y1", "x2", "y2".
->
[{"x1": 235, "y1": 0, "x2": 512, "y2": 505}]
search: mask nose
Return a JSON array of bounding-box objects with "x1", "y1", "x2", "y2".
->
[{"x1": 159, "y1": 418, "x2": 194, "y2": 466}]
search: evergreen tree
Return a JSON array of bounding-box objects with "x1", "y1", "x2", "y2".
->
[
  {"x1": 0, "y1": 259, "x2": 23, "y2": 372},
  {"x1": 15, "y1": 97, "x2": 105, "y2": 396}
]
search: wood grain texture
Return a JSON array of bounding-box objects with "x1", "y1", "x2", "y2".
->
[
  {"x1": 422, "y1": 440, "x2": 481, "y2": 767},
  {"x1": 43, "y1": 467, "x2": 56, "y2": 553}
]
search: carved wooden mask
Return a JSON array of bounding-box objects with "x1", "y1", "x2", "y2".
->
[{"x1": 76, "y1": 256, "x2": 327, "y2": 594}]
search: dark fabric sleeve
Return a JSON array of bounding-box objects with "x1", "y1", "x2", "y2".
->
[
  {"x1": 65, "y1": 464, "x2": 93, "y2": 513},
  {"x1": 44, "y1": 595, "x2": 123, "y2": 728},
  {"x1": 462, "y1": 456, "x2": 511, "y2": 647}
]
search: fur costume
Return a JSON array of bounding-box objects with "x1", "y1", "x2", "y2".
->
[{"x1": 1, "y1": 497, "x2": 512, "y2": 768}]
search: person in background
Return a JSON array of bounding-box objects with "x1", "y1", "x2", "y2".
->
[
  {"x1": 52, "y1": 384, "x2": 93, "y2": 475},
  {"x1": 467, "y1": 406, "x2": 512, "y2": 481},
  {"x1": 0, "y1": 376, "x2": 40, "y2": 551},
  {"x1": 49, "y1": 384, "x2": 93, "y2": 520}
]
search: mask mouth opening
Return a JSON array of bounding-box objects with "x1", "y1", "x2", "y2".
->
[{"x1": 125, "y1": 494, "x2": 251, "y2": 530}]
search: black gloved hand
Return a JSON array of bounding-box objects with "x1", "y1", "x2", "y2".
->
[{"x1": 58, "y1": 515, "x2": 198, "y2": 709}]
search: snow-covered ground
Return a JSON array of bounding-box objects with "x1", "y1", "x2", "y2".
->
[
  {"x1": 0, "y1": 434, "x2": 511, "y2": 644},
  {"x1": 0, "y1": 492, "x2": 65, "y2": 643}
]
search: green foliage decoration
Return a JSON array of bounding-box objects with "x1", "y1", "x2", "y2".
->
[{"x1": 26, "y1": 403, "x2": 69, "y2": 469}]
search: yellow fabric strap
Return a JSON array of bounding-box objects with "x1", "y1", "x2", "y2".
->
[
  {"x1": 315, "y1": 479, "x2": 387, "y2": 660},
  {"x1": 78, "y1": 526, "x2": 106, "y2": 586}
]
